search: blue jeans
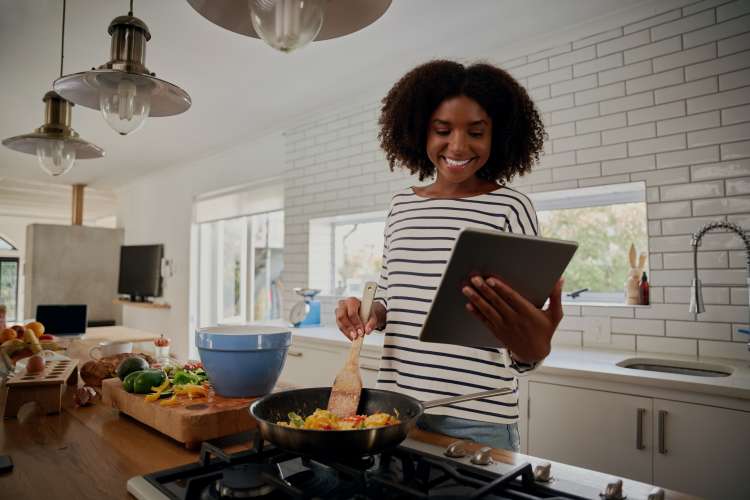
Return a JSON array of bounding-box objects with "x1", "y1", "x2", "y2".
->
[{"x1": 416, "y1": 414, "x2": 520, "y2": 452}]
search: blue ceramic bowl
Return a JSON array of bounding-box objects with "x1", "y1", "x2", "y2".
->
[{"x1": 195, "y1": 325, "x2": 291, "y2": 397}]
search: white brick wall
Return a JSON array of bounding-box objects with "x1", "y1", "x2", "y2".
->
[{"x1": 281, "y1": 0, "x2": 750, "y2": 361}]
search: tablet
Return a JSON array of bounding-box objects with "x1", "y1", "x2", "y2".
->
[{"x1": 419, "y1": 227, "x2": 578, "y2": 348}]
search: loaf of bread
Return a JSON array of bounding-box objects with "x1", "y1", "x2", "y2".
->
[{"x1": 80, "y1": 352, "x2": 156, "y2": 387}]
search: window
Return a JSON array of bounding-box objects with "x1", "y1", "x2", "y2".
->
[
  {"x1": 196, "y1": 211, "x2": 284, "y2": 327},
  {"x1": 309, "y1": 211, "x2": 385, "y2": 296},
  {"x1": 530, "y1": 182, "x2": 648, "y2": 304},
  {"x1": 0, "y1": 257, "x2": 19, "y2": 322},
  {"x1": 0, "y1": 236, "x2": 15, "y2": 250}
]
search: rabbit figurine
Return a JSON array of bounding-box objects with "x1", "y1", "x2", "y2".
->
[{"x1": 625, "y1": 243, "x2": 647, "y2": 305}]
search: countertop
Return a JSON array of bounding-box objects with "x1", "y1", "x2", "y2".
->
[{"x1": 273, "y1": 322, "x2": 750, "y2": 400}]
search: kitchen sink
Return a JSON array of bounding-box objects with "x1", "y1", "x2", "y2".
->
[{"x1": 617, "y1": 357, "x2": 733, "y2": 377}]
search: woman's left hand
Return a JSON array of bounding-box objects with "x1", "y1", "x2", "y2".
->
[{"x1": 462, "y1": 276, "x2": 564, "y2": 363}]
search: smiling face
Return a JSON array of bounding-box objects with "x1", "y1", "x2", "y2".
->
[{"x1": 426, "y1": 95, "x2": 493, "y2": 187}]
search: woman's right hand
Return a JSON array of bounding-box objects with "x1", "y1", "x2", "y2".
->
[{"x1": 335, "y1": 298, "x2": 385, "y2": 341}]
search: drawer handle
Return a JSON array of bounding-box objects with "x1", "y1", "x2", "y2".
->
[
  {"x1": 287, "y1": 350, "x2": 303, "y2": 357},
  {"x1": 657, "y1": 410, "x2": 667, "y2": 454},
  {"x1": 636, "y1": 408, "x2": 646, "y2": 450}
]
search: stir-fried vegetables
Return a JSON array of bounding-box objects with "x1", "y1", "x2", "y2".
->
[{"x1": 278, "y1": 409, "x2": 400, "y2": 430}]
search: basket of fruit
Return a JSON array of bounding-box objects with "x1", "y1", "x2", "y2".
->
[{"x1": 1, "y1": 321, "x2": 64, "y2": 365}]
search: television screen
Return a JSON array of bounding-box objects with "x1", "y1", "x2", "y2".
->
[
  {"x1": 36, "y1": 304, "x2": 87, "y2": 336},
  {"x1": 117, "y1": 244, "x2": 164, "y2": 300}
]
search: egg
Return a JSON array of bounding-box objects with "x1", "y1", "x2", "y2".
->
[{"x1": 26, "y1": 354, "x2": 46, "y2": 374}]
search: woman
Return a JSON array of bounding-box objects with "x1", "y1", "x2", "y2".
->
[{"x1": 335, "y1": 60, "x2": 563, "y2": 451}]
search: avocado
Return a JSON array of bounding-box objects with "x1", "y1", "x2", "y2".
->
[
  {"x1": 122, "y1": 370, "x2": 143, "y2": 393},
  {"x1": 133, "y1": 370, "x2": 167, "y2": 394},
  {"x1": 117, "y1": 356, "x2": 149, "y2": 380}
]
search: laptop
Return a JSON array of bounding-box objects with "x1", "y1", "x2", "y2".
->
[{"x1": 35, "y1": 305, "x2": 88, "y2": 337}]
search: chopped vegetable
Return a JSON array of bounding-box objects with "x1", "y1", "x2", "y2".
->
[{"x1": 278, "y1": 409, "x2": 400, "y2": 430}]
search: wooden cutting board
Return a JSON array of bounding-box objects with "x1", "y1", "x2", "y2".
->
[{"x1": 101, "y1": 377, "x2": 288, "y2": 449}]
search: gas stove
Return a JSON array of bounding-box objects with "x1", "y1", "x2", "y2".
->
[{"x1": 128, "y1": 433, "x2": 666, "y2": 500}]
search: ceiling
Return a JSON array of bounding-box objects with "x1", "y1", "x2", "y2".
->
[{"x1": 1, "y1": 0, "x2": 655, "y2": 189}]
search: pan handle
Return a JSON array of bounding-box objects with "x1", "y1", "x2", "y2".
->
[{"x1": 422, "y1": 387, "x2": 515, "y2": 409}]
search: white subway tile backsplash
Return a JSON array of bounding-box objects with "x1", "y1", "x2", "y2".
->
[
  {"x1": 721, "y1": 140, "x2": 750, "y2": 160},
  {"x1": 629, "y1": 133, "x2": 687, "y2": 156},
  {"x1": 548, "y1": 102, "x2": 598, "y2": 125},
  {"x1": 648, "y1": 201, "x2": 692, "y2": 219},
  {"x1": 529, "y1": 66, "x2": 573, "y2": 89},
  {"x1": 579, "y1": 173, "x2": 631, "y2": 187},
  {"x1": 551, "y1": 74, "x2": 597, "y2": 97},
  {"x1": 626, "y1": 9, "x2": 682, "y2": 34},
  {"x1": 686, "y1": 49, "x2": 750, "y2": 81},
  {"x1": 546, "y1": 122, "x2": 576, "y2": 139},
  {"x1": 553, "y1": 132, "x2": 601, "y2": 153},
  {"x1": 661, "y1": 215, "x2": 727, "y2": 234},
  {"x1": 632, "y1": 165, "x2": 690, "y2": 185},
  {"x1": 688, "y1": 123, "x2": 750, "y2": 148},
  {"x1": 552, "y1": 162, "x2": 601, "y2": 182},
  {"x1": 719, "y1": 68, "x2": 750, "y2": 91},
  {"x1": 600, "y1": 61, "x2": 654, "y2": 87},
  {"x1": 576, "y1": 82, "x2": 626, "y2": 105},
  {"x1": 638, "y1": 335, "x2": 698, "y2": 356},
  {"x1": 731, "y1": 286, "x2": 749, "y2": 305},
  {"x1": 692, "y1": 158, "x2": 750, "y2": 180},
  {"x1": 688, "y1": 84, "x2": 750, "y2": 113},
  {"x1": 654, "y1": 42, "x2": 717, "y2": 73},
  {"x1": 685, "y1": 13, "x2": 750, "y2": 48},
  {"x1": 627, "y1": 68, "x2": 685, "y2": 94},
  {"x1": 652, "y1": 10, "x2": 715, "y2": 42},
  {"x1": 612, "y1": 318, "x2": 665, "y2": 335},
  {"x1": 649, "y1": 220, "x2": 663, "y2": 237},
  {"x1": 573, "y1": 28, "x2": 623, "y2": 50},
  {"x1": 683, "y1": 0, "x2": 726, "y2": 16},
  {"x1": 600, "y1": 30, "x2": 652, "y2": 58},
  {"x1": 660, "y1": 179, "x2": 724, "y2": 201},
  {"x1": 603, "y1": 123, "x2": 656, "y2": 144},
  {"x1": 629, "y1": 100, "x2": 686, "y2": 125},
  {"x1": 655, "y1": 77, "x2": 718, "y2": 104},
  {"x1": 647, "y1": 186, "x2": 661, "y2": 202},
  {"x1": 537, "y1": 150, "x2": 577, "y2": 169},
  {"x1": 625, "y1": 36, "x2": 681, "y2": 65},
  {"x1": 667, "y1": 320, "x2": 731, "y2": 340},
  {"x1": 699, "y1": 339, "x2": 750, "y2": 360},
  {"x1": 574, "y1": 53, "x2": 623, "y2": 77},
  {"x1": 721, "y1": 104, "x2": 750, "y2": 125},
  {"x1": 577, "y1": 143, "x2": 628, "y2": 163},
  {"x1": 657, "y1": 110, "x2": 721, "y2": 135},
  {"x1": 726, "y1": 176, "x2": 750, "y2": 194},
  {"x1": 718, "y1": 0, "x2": 750, "y2": 21},
  {"x1": 665, "y1": 286, "x2": 730, "y2": 304},
  {"x1": 510, "y1": 59, "x2": 549, "y2": 79},
  {"x1": 662, "y1": 250, "x2": 729, "y2": 269},
  {"x1": 577, "y1": 113, "x2": 627, "y2": 134},
  {"x1": 718, "y1": 31, "x2": 750, "y2": 56},
  {"x1": 601, "y1": 92, "x2": 655, "y2": 115},
  {"x1": 602, "y1": 154, "x2": 655, "y2": 175},
  {"x1": 552, "y1": 330, "x2": 583, "y2": 347},
  {"x1": 580, "y1": 306, "x2": 634, "y2": 318},
  {"x1": 584, "y1": 333, "x2": 636, "y2": 351},
  {"x1": 657, "y1": 144, "x2": 719, "y2": 168}
]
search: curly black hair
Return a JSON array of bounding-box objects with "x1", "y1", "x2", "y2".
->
[{"x1": 378, "y1": 60, "x2": 546, "y2": 184}]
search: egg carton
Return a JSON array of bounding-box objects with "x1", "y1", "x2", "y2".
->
[{"x1": 3, "y1": 358, "x2": 78, "y2": 417}]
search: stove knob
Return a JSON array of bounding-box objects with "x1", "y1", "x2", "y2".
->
[
  {"x1": 600, "y1": 478, "x2": 626, "y2": 500},
  {"x1": 470, "y1": 446, "x2": 493, "y2": 466},
  {"x1": 444, "y1": 440, "x2": 470, "y2": 458},
  {"x1": 533, "y1": 462, "x2": 552, "y2": 482},
  {"x1": 647, "y1": 487, "x2": 664, "y2": 500}
]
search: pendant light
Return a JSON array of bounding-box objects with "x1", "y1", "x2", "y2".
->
[
  {"x1": 53, "y1": 0, "x2": 191, "y2": 136},
  {"x1": 187, "y1": 0, "x2": 392, "y2": 53},
  {"x1": 2, "y1": 0, "x2": 104, "y2": 177}
]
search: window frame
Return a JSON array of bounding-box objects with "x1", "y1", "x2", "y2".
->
[
  {"x1": 529, "y1": 182, "x2": 648, "y2": 305},
  {"x1": 0, "y1": 256, "x2": 20, "y2": 322}
]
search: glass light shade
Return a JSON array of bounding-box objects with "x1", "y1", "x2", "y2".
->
[
  {"x1": 250, "y1": 0, "x2": 326, "y2": 53},
  {"x1": 36, "y1": 139, "x2": 76, "y2": 176},
  {"x1": 99, "y1": 79, "x2": 151, "y2": 135}
]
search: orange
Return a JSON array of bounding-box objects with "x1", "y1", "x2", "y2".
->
[
  {"x1": 1, "y1": 328, "x2": 17, "y2": 343},
  {"x1": 25, "y1": 321, "x2": 45, "y2": 338}
]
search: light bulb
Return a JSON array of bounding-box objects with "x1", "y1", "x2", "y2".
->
[
  {"x1": 99, "y1": 78, "x2": 151, "y2": 135},
  {"x1": 36, "y1": 139, "x2": 76, "y2": 176},
  {"x1": 250, "y1": 0, "x2": 326, "y2": 53}
]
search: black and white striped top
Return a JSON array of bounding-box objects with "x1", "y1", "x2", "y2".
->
[{"x1": 374, "y1": 186, "x2": 540, "y2": 425}]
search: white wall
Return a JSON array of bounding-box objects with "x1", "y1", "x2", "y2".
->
[
  {"x1": 115, "y1": 132, "x2": 285, "y2": 360},
  {"x1": 281, "y1": 0, "x2": 750, "y2": 361}
]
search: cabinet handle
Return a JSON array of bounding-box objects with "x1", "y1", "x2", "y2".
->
[
  {"x1": 657, "y1": 410, "x2": 668, "y2": 454},
  {"x1": 287, "y1": 350, "x2": 303, "y2": 357},
  {"x1": 636, "y1": 408, "x2": 646, "y2": 450}
]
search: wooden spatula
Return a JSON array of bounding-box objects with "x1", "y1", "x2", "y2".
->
[{"x1": 327, "y1": 281, "x2": 378, "y2": 418}]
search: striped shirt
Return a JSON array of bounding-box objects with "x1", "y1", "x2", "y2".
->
[{"x1": 374, "y1": 185, "x2": 540, "y2": 425}]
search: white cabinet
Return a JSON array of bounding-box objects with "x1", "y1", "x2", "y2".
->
[
  {"x1": 652, "y1": 399, "x2": 750, "y2": 500},
  {"x1": 279, "y1": 340, "x2": 381, "y2": 388},
  {"x1": 528, "y1": 382, "x2": 653, "y2": 483},
  {"x1": 527, "y1": 381, "x2": 750, "y2": 499}
]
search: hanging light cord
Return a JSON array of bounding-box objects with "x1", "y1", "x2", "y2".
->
[
  {"x1": 129, "y1": 0, "x2": 134, "y2": 16},
  {"x1": 59, "y1": 0, "x2": 66, "y2": 78}
]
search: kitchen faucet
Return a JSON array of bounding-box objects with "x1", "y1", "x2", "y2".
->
[{"x1": 689, "y1": 221, "x2": 750, "y2": 352}]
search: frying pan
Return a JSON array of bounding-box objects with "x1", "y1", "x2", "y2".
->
[{"x1": 249, "y1": 386, "x2": 513, "y2": 457}]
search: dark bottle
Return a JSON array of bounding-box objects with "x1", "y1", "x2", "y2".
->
[{"x1": 639, "y1": 271, "x2": 650, "y2": 305}]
